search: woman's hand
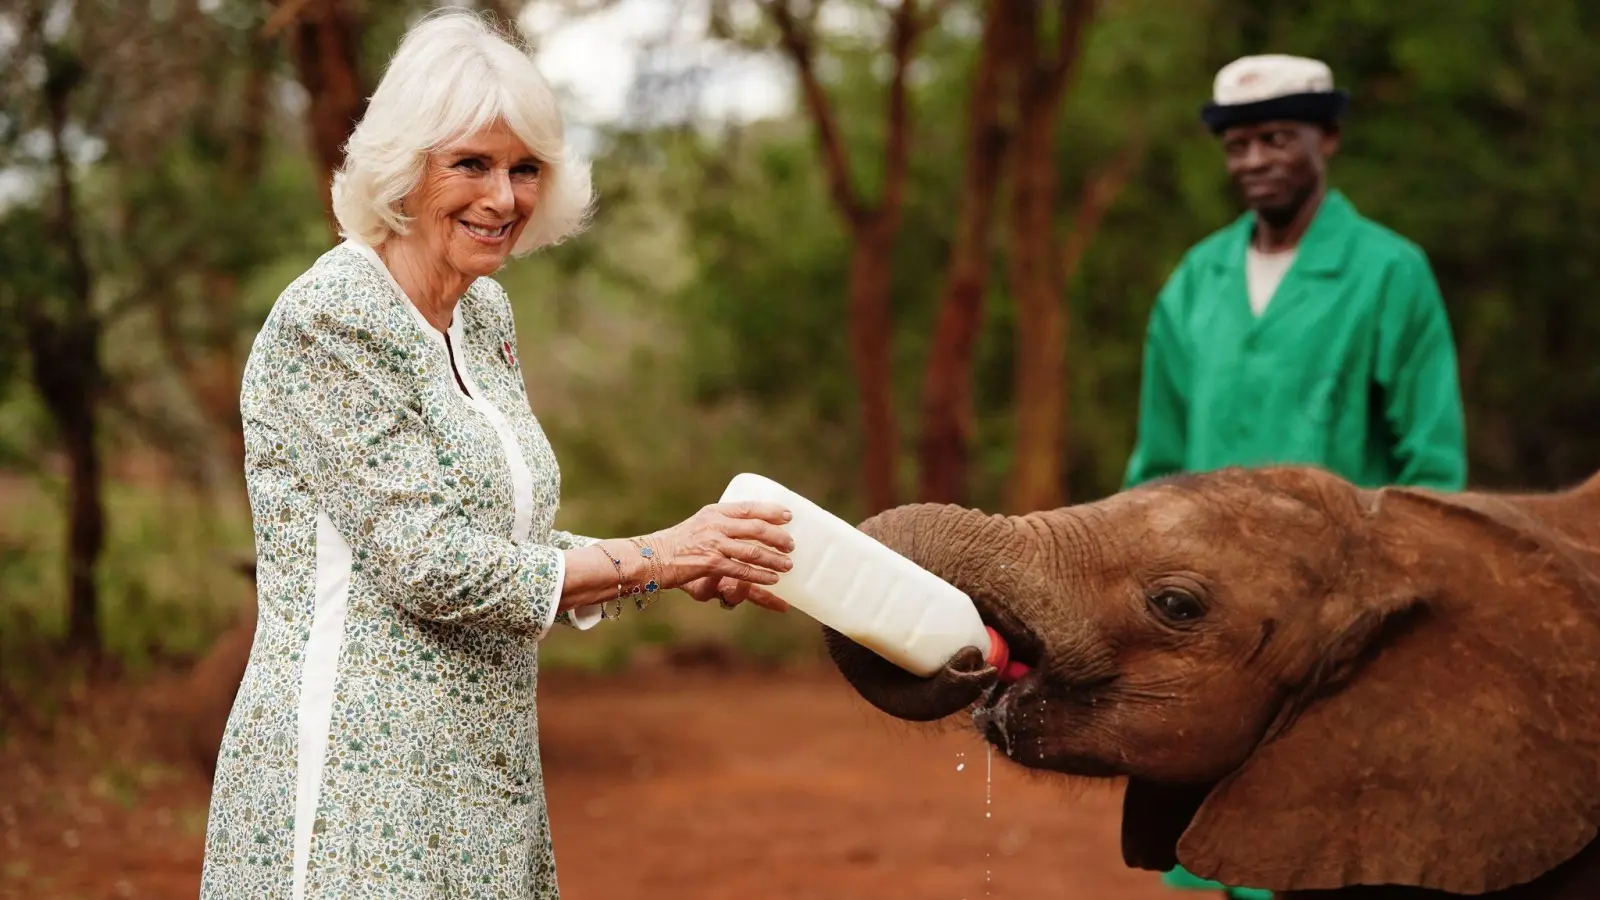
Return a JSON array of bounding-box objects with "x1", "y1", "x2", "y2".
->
[
  {"x1": 679, "y1": 575, "x2": 790, "y2": 613},
  {"x1": 648, "y1": 500, "x2": 795, "y2": 592},
  {"x1": 566, "y1": 501, "x2": 795, "y2": 616}
]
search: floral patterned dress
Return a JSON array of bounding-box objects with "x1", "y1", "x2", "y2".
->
[{"x1": 200, "y1": 241, "x2": 607, "y2": 899}]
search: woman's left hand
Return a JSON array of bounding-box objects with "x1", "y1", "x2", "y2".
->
[{"x1": 680, "y1": 576, "x2": 789, "y2": 613}]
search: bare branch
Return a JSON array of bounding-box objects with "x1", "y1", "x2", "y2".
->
[
  {"x1": 261, "y1": 0, "x2": 316, "y2": 39},
  {"x1": 0, "y1": 3, "x2": 48, "y2": 113},
  {"x1": 1042, "y1": 0, "x2": 1096, "y2": 103},
  {"x1": 760, "y1": 0, "x2": 864, "y2": 225},
  {"x1": 100, "y1": 238, "x2": 180, "y2": 324},
  {"x1": 96, "y1": 376, "x2": 212, "y2": 484},
  {"x1": 1060, "y1": 126, "x2": 1146, "y2": 280},
  {"x1": 42, "y1": 49, "x2": 92, "y2": 320},
  {"x1": 100, "y1": 287, "x2": 154, "y2": 328},
  {"x1": 877, "y1": 0, "x2": 922, "y2": 229},
  {"x1": 921, "y1": 0, "x2": 959, "y2": 29}
]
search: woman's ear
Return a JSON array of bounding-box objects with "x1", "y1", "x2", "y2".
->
[{"x1": 1174, "y1": 487, "x2": 1600, "y2": 895}]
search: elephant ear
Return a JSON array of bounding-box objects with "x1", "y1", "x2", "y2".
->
[
  {"x1": 1121, "y1": 779, "x2": 1208, "y2": 872},
  {"x1": 1176, "y1": 486, "x2": 1600, "y2": 895}
]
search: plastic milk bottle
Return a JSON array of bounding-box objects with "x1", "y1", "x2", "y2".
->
[{"x1": 718, "y1": 472, "x2": 1016, "y2": 679}]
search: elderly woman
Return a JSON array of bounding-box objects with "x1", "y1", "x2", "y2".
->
[{"x1": 198, "y1": 11, "x2": 794, "y2": 899}]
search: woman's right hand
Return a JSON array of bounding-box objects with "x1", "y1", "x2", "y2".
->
[{"x1": 647, "y1": 500, "x2": 795, "y2": 591}]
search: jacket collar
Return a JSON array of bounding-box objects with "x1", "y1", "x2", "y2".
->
[{"x1": 1216, "y1": 187, "x2": 1360, "y2": 275}]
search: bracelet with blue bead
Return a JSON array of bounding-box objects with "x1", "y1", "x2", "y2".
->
[{"x1": 628, "y1": 536, "x2": 663, "y2": 610}]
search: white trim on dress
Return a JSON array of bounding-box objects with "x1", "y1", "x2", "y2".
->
[{"x1": 291, "y1": 511, "x2": 354, "y2": 900}]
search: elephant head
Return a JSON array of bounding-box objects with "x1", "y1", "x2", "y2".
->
[{"x1": 825, "y1": 466, "x2": 1600, "y2": 895}]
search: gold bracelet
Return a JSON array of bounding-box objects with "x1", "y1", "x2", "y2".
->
[
  {"x1": 628, "y1": 536, "x2": 663, "y2": 611},
  {"x1": 595, "y1": 542, "x2": 630, "y2": 619}
]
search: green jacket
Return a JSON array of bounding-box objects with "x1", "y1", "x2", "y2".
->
[{"x1": 1123, "y1": 190, "x2": 1467, "y2": 491}]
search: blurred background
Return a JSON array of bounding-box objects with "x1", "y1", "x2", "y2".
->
[{"x1": 2, "y1": 0, "x2": 1598, "y2": 897}]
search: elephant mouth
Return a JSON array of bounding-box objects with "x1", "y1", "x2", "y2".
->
[
  {"x1": 965, "y1": 606, "x2": 1043, "y2": 751},
  {"x1": 972, "y1": 681, "x2": 1021, "y2": 755},
  {"x1": 970, "y1": 661, "x2": 1048, "y2": 761},
  {"x1": 970, "y1": 597, "x2": 1045, "y2": 674},
  {"x1": 969, "y1": 646, "x2": 1124, "y2": 778},
  {"x1": 971, "y1": 684, "x2": 1120, "y2": 777}
]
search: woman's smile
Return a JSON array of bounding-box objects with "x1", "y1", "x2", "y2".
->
[{"x1": 459, "y1": 219, "x2": 515, "y2": 243}]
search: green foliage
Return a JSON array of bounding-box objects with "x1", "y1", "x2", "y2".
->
[
  {"x1": 675, "y1": 126, "x2": 857, "y2": 417},
  {"x1": 0, "y1": 478, "x2": 256, "y2": 673},
  {"x1": 0, "y1": 206, "x2": 52, "y2": 464}
]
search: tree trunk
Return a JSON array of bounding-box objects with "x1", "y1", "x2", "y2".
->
[
  {"x1": 763, "y1": 0, "x2": 932, "y2": 514},
  {"x1": 1007, "y1": 132, "x2": 1143, "y2": 511},
  {"x1": 917, "y1": 0, "x2": 1024, "y2": 505},
  {"x1": 281, "y1": 0, "x2": 368, "y2": 237},
  {"x1": 37, "y1": 41, "x2": 106, "y2": 653},
  {"x1": 1002, "y1": 0, "x2": 1096, "y2": 513},
  {"x1": 62, "y1": 403, "x2": 104, "y2": 651},
  {"x1": 1005, "y1": 107, "x2": 1067, "y2": 512},
  {"x1": 849, "y1": 221, "x2": 901, "y2": 514}
]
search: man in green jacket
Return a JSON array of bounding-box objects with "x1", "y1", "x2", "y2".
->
[{"x1": 1124, "y1": 54, "x2": 1468, "y2": 898}]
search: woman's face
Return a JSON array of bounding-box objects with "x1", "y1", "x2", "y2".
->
[{"x1": 406, "y1": 119, "x2": 541, "y2": 278}]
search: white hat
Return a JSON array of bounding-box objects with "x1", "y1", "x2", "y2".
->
[{"x1": 1200, "y1": 54, "x2": 1348, "y2": 134}]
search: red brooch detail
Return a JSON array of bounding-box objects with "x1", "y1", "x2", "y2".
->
[{"x1": 502, "y1": 340, "x2": 516, "y2": 367}]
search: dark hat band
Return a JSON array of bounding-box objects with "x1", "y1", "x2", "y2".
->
[{"x1": 1200, "y1": 89, "x2": 1349, "y2": 133}]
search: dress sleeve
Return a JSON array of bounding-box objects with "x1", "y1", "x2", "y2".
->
[
  {"x1": 277, "y1": 287, "x2": 577, "y2": 640},
  {"x1": 550, "y1": 530, "x2": 598, "y2": 551},
  {"x1": 548, "y1": 531, "x2": 607, "y2": 630},
  {"x1": 472, "y1": 276, "x2": 611, "y2": 631}
]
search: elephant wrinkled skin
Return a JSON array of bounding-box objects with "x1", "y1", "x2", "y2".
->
[{"x1": 824, "y1": 466, "x2": 1600, "y2": 899}]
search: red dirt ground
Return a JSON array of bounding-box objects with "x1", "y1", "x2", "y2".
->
[{"x1": 2, "y1": 660, "x2": 1180, "y2": 900}]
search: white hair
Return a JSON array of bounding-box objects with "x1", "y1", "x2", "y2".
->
[{"x1": 331, "y1": 8, "x2": 594, "y2": 255}]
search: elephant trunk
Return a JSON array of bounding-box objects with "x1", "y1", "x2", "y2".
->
[{"x1": 823, "y1": 503, "x2": 1021, "y2": 722}]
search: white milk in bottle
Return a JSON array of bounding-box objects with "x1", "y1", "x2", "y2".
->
[{"x1": 718, "y1": 472, "x2": 1012, "y2": 678}]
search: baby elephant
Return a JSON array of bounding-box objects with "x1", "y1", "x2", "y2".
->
[{"x1": 824, "y1": 466, "x2": 1600, "y2": 899}]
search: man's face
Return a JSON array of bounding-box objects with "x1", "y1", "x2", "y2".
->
[{"x1": 1221, "y1": 120, "x2": 1338, "y2": 222}]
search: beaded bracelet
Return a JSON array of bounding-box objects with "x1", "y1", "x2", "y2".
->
[
  {"x1": 595, "y1": 542, "x2": 631, "y2": 620},
  {"x1": 628, "y1": 536, "x2": 663, "y2": 611}
]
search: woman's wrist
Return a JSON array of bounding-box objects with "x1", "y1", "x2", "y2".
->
[
  {"x1": 557, "y1": 537, "x2": 666, "y2": 617},
  {"x1": 556, "y1": 546, "x2": 616, "y2": 613}
]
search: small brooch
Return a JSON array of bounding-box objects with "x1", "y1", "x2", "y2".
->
[{"x1": 502, "y1": 340, "x2": 516, "y2": 367}]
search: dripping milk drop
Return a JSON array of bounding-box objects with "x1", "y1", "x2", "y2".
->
[
  {"x1": 985, "y1": 743, "x2": 992, "y2": 818},
  {"x1": 986, "y1": 743, "x2": 993, "y2": 893}
]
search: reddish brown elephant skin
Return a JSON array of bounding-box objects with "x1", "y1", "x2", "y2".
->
[{"x1": 822, "y1": 465, "x2": 1600, "y2": 898}]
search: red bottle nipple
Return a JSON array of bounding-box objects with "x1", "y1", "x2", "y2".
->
[{"x1": 984, "y1": 626, "x2": 1033, "y2": 683}]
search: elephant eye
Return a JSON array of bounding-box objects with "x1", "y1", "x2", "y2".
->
[{"x1": 1148, "y1": 588, "x2": 1206, "y2": 625}]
